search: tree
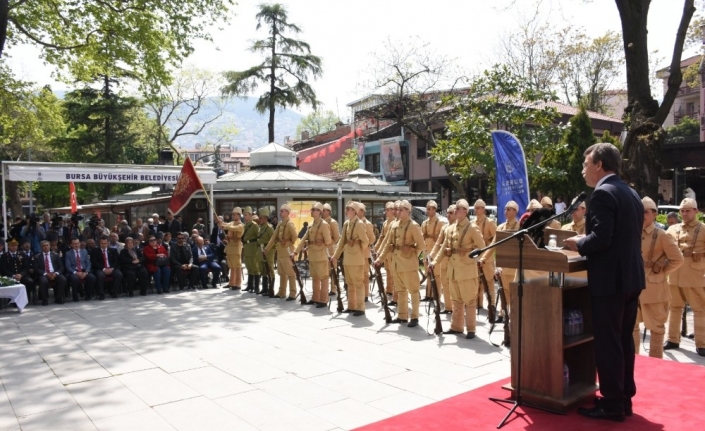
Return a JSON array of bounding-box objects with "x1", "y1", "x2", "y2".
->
[
  {"x1": 665, "y1": 116, "x2": 700, "y2": 144},
  {"x1": 147, "y1": 68, "x2": 234, "y2": 165},
  {"x1": 617, "y1": 0, "x2": 696, "y2": 199},
  {"x1": 222, "y1": 3, "x2": 322, "y2": 143},
  {"x1": 430, "y1": 65, "x2": 563, "y2": 196},
  {"x1": 536, "y1": 105, "x2": 597, "y2": 199},
  {"x1": 295, "y1": 109, "x2": 338, "y2": 138},
  {"x1": 331, "y1": 148, "x2": 359, "y2": 173}
]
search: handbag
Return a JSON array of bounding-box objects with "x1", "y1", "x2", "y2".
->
[{"x1": 155, "y1": 256, "x2": 170, "y2": 267}]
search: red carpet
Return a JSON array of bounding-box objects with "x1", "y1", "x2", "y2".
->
[{"x1": 355, "y1": 355, "x2": 704, "y2": 431}]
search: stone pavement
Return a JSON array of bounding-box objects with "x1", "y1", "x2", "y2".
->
[{"x1": 0, "y1": 274, "x2": 701, "y2": 431}]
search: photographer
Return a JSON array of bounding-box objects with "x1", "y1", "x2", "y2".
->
[
  {"x1": 20, "y1": 214, "x2": 46, "y2": 255},
  {"x1": 66, "y1": 213, "x2": 83, "y2": 242},
  {"x1": 82, "y1": 216, "x2": 104, "y2": 243}
]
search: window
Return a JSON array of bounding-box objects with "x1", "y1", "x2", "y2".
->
[
  {"x1": 417, "y1": 140, "x2": 427, "y2": 159},
  {"x1": 365, "y1": 153, "x2": 381, "y2": 173}
]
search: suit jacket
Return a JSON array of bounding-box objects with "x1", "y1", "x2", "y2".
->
[
  {"x1": 576, "y1": 175, "x2": 645, "y2": 296},
  {"x1": 64, "y1": 248, "x2": 92, "y2": 274},
  {"x1": 0, "y1": 252, "x2": 30, "y2": 277},
  {"x1": 34, "y1": 251, "x2": 65, "y2": 276},
  {"x1": 170, "y1": 243, "x2": 194, "y2": 266},
  {"x1": 119, "y1": 247, "x2": 146, "y2": 271},
  {"x1": 210, "y1": 225, "x2": 225, "y2": 245},
  {"x1": 90, "y1": 247, "x2": 121, "y2": 273},
  {"x1": 191, "y1": 245, "x2": 215, "y2": 264},
  {"x1": 164, "y1": 219, "x2": 181, "y2": 237}
]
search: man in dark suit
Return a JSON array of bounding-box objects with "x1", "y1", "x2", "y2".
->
[
  {"x1": 170, "y1": 233, "x2": 199, "y2": 290},
  {"x1": 90, "y1": 235, "x2": 123, "y2": 299},
  {"x1": 564, "y1": 143, "x2": 645, "y2": 422},
  {"x1": 34, "y1": 240, "x2": 68, "y2": 305},
  {"x1": 0, "y1": 238, "x2": 36, "y2": 301},
  {"x1": 164, "y1": 213, "x2": 182, "y2": 237},
  {"x1": 191, "y1": 236, "x2": 221, "y2": 289},
  {"x1": 65, "y1": 238, "x2": 97, "y2": 301}
]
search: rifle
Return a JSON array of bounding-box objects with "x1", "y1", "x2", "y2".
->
[
  {"x1": 262, "y1": 251, "x2": 275, "y2": 297},
  {"x1": 371, "y1": 251, "x2": 393, "y2": 324},
  {"x1": 477, "y1": 263, "x2": 496, "y2": 324},
  {"x1": 490, "y1": 272, "x2": 510, "y2": 348},
  {"x1": 330, "y1": 261, "x2": 345, "y2": 312},
  {"x1": 681, "y1": 306, "x2": 688, "y2": 338},
  {"x1": 291, "y1": 256, "x2": 307, "y2": 305},
  {"x1": 337, "y1": 258, "x2": 348, "y2": 294},
  {"x1": 427, "y1": 266, "x2": 443, "y2": 335}
]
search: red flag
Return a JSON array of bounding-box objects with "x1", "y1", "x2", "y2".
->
[
  {"x1": 168, "y1": 157, "x2": 205, "y2": 215},
  {"x1": 69, "y1": 182, "x2": 78, "y2": 213}
]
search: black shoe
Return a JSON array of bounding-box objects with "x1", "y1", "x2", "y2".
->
[
  {"x1": 316, "y1": 303, "x2": 327, "y2": 308},
  {"x1": 697, "y1": 348, "x2": 705, "y2": 357},
  {"x1": 365, "y1": 297, "x2": 369, "y2": 302},
  {"x1": 353, "y1": 310, "x2": 365, "y2": 316},
  {"x1": 274, "y1": 295, "x2": 283, "y2": 299},
  {"x1": 329, "y1": 292, "x2": 336, "y2": 296},
  {"x1": 99, "y1": 294, "x2": 105, "y2": 300},
  {"x1": 388, "y1": 301, "x2": 398, "y2": 306},
  {"x1": 286, "y1": 297, "x2": 295, "y2": 301},
  {"x1": 443, "y1": 329, "x2": 463, "y2": 335},
  {"x1": 594, "y1": 397, "x2": 632, "y2": 416},
  {"x1": 129, "y1": 292, "x2": 134, "y2": 298},
  {"x1": 465, "y1": 332, "x2": 476, "y2": 339},
  {"x1": 305, "y1": 300, "x2": 315, "y2": 305},
  {"x1": 254, "y1": 276, "x2": 261, "y2": 294},
  {"x1": 663, "y1": 341, "x2": 680, "y2": 350},
  {"x1": 110, "y1": 293, "x2": 118, "y2": 298},
  {"x1": 140, "y1": 292, "x2": 147, "y2": 296},
  {"x1": 391, "y1": 318, "x2": 408, "y2": 324},
  {"x1": 441, "y1": 310, "x2": 452, "y2": 315},
  {"x1": 495, "y1": 316, "x2": 505, "y2": 323},
  {"x1": 73, "y1": 296, "x2": 79, "y2": 302},
  {"x1": 157, "y1": 290, "x2": 163, "y2": 294},
  {"x1": 688, "y1": 333, "x2": 695, "y2": 339},
  {"x1": 42, "y1": 300, "x2": 48, "y2": 306},
  {"x1": 55, "y1": 299, "x2": 64, "y2": 305},
  {"x1": 343, "y1": 308, "x2": 352, "y2": 313},
  {"x1": 407, "y1": 319, "x2": 419, "y2": 328},
  {"x1": 420, "y1": 297, "x2": 431, "y2": 302},
  {"x1": 578, "y1": 405, "x2": 625, "y2": 422}
]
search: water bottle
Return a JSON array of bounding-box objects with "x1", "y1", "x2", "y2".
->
[
  {"x1": 563, "y1": 363, "x2": 570, "y2": 393},
  {"x1": 548, "y1": 234, "x2": 557, "y2": 249}
]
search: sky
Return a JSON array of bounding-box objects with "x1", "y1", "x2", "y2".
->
[{"x1": 6, "y1": 0, "x2": 694, "y2": 119}]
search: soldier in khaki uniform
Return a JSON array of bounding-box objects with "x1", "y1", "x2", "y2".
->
[
  {"x1": 264, "y1": 204, "x2": 298, "y2": 300},
  {"x1": 294, "y1": 202, "x2": 333, "y2": 308},
  {"x1": 376, "y1": 202, "x2": 397, "y2": 299},
  {"x1": 421, "y1": 200, "x2": 446, "y2": 301},
  {"x1": 429, "y1": 204, "x2": 456, "y2": 313},
  {"x1": 634, "y1": 197, "x2": 684, "y2": 358},
  {"x1": 561, "y1": 198, "x2": 586, "y2": 234},
  {"x1": 322, "y1": 203, "x2": 340, "y2": 295},
  {"x1": 430, "y1": 199, "x2": 486, "y2": 339},
  {"x1": 357, "y1": 203, "x2": 376, "y2": 303},
  {"x1": 541, "y1": 196, "x2": 562, "y2": 229},
  {"x1": 482, "y1": 200, "x2": 520, "y2": 318},
  {"x1": 474, "y1": 199, "x2": 497, "y2": 310},
  {"x1": 331, "y1": 202, "x2": 370, "y2": 316},
  {"x1": 257, "y1": 208, "x2": 275, "y2": 296},
  {"x1": 375, "y1": 200, "x2": 426, "y2": 327},
  {"x1": 219, "y1": 207, "x2": 244, "y2": 290},
  {"x1": 664, "y1": 198, "x2": 705, "y2": 356},
  {"x1": 241, "y1": 207, "x2": 262, "y2": 293}
]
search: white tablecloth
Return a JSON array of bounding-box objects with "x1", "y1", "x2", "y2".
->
[{"x1": 0, "y1": 284, "x2": 28, "y2": 311}]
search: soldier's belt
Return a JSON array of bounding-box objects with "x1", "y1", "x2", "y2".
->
[
  {"x1": 445, "y1": 247, "x2": 472, "y2": 255},
  {"x1": 644, "y1": 260, "x2": 664, "y2": 273},
  {"x1": 347, "y1": 240, "x2": 362, "y2": 247},
  {"x1": 245, "y1": 239, "x2": 258, "y2": 244},
  {"x1": 683, "y1": 250, "x2": 704, "y2": 261},
  {"x1": 390, "y1": 245, "x2": 413, "y2": 251},
  {"x1": 423, "y1": 234, "x2": 438, "y2": 241},
  {"x1": 314, "y1": 239, "x2": 325, "y2": 245}
]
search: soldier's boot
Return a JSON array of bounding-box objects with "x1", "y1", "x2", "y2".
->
[
  {"x1": 260, "y1": 276, "x2": 269, "y2": 296},
  {"x1": 244, "y1": 275, "x2": 253, "y2": 292},
  {"x1": 649, "y1": 332, "x2": 665, "y2": 359},
  {"x1": 254, "y1": 275, "x2": 261, "y2": 294}
]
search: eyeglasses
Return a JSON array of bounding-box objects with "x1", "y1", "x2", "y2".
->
[{"x1": 149, "y1": 239, "x2": 156, "y2": 242}]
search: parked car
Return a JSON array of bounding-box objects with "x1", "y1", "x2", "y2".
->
[
  {"x1": 657, "y1": 205, "x2": 680, "y2": 215},
  {"x1": 469, "y1": 205, "x2": 498, "y2": 221}
]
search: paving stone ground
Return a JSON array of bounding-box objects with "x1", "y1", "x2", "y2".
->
[{"x1": 0, "y1": 272, "x2": 701, "y2": 431}]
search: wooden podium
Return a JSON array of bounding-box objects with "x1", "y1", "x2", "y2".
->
[{"x1": 495, "y1": 229, "x2": 597, "y2": 411}]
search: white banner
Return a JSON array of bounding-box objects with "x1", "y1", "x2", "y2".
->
[{"x1": 6, "y1": 164, "x2": 217, "y2": 185}]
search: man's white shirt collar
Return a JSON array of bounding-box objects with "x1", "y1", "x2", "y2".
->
[{"x1": 596, "y1": 173, "x2": 617, "y2": 189}]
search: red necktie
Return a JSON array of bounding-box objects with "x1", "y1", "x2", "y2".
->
[
  {"x1": 44, "y1": 253, "x2": 50, "y2": 273},
  {"x1": 76, "y1": 251, "x2": 82, "y2": 272},
  {"x1": 103, "y1": 249, "x2": 109, "y2": 268}
]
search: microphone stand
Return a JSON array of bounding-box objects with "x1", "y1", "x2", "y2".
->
[{"x1": 473, "y1": 198, "x2": 583, "y2": 429}]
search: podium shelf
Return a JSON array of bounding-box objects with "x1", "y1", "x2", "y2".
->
[{"x1": 563, "y1": 333, "x2": 594, "y2": 349}]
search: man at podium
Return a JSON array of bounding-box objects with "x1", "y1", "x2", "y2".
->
[{"x1": 564, "y1": 143, "x2": 645, "y2": 422}]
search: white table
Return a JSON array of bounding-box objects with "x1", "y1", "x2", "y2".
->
[{"x1": 0, "y1": 284, "x2": 28, "y2": 311}]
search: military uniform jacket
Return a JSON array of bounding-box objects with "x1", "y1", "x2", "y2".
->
[
  {"x1": 429, "y1": 222, "x2": 454, "y2": 262},
  {"x1": 482, "y1": 218, "x2": 519, "y2": 262},
  {"x1": 265, "y1": 217, "x2": 297, "y2": 253},
  {"x1": 433, "y1": 217, "x2": 485, "y2": 281},
  {"x1": 421, "y1": 215, "x2": 445, "y2": 257},
  {"x1": 242, "y1": 221, "x2": 260, "y2": 255},
  {"x1": 641, "y1": 223, "x2": 683, "y2": 303},
  {"x1": 0, "y1": 252, "x2": 29, "y2": 278},
  {"x1": 333, "y1": 216, "x2": 370, "y2": 265},
  {"x1": 222, "y1": 221, "x2": 244, "y2": 254},
  {"x1": 375, "y1": 218, "x2": 395, "y2": 256},
  {"x1": 473, "y1": 215, "x2": 497, "y2": 247},
  {"x1": 295, "y1": 218, "x2": 333, "y2": 262},
  {"x1": 377, "y1": 219, "x2": 426, "y2": 273},
  {"x1": 258, "y1": 223, "x2": 275, "y2": 258},
  {"x1": 561, "y1": 218, "x2": 586, "y2": 235},
  {"x1": 666, "y1": 220, "x2": 705, "y2": 288},
  {"x1": 324, "y1": 216, "x2": 341, "y2": 245},
  {"x1": 361, "y1": 217, "x2": 376, "y2": 260}
]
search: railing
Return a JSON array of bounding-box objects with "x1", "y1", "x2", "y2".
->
[
  {"x1": 674, "y1": 109, "x2": 699, "y2": 125},
  {"x1": 677, "y1": 86, "x2": 699, "y2": 97}
]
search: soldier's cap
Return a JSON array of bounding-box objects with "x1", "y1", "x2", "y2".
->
[
  {"x1": 258, "y1": 208, "x2": 270, "y2": 217},
  {"x1": 572, "y1": 197, "x2": 587, "y2": 209},
  {"x1": 426, "y1": 200, "x2": 438, "y2": 209},
  {"x1": 252, "y1": 215, "x2": 259, "y2": 221},
  {"x1": 394, "y1": 200, "x2": 402, "y2": 207},
  {"x1": 243, "y1": 206, "x2": 253, "y2": 215},
  {"x1": 232, "y1": 207, "x2": 243, "y2": 215},
  {"x1": 527, "y1": 199, "x2": 542, "y2": 210},
  {"x1": 400, "y1": 200, "x2": 412, "y2": 211},
  {"x1": 456, "y1": 199, "x2": 470, "y2": 210},
  {"x1": 280, "y1": 204, "x2": 292, "y2": 213},
  {"x1": 505, "y1": 201, "x2": 519, "y2": 211},
  {"x1": 447, "y1": 204, "x2": 457, "y2": 213},
  {"x1": 474, "y1": 199, "x2": 486, "y2": 208},
  {"x1": 385, "y1": 201, "x2": 395, "y2": 210},
  {"x1": 6, "y1": 238, "x2": 18, "y2": 246},
  {"x1": 357, "y1": 202, "x2": 366, "y2": 212},
  {"x1": 311, "y1": 202, "x2": 323, "y2": 211},
  {"x1": 642, "y1": 197, "x2": 657, "y2": 212},
  {"x1": 322, "y1": 203, "x2": 332, "y2": 211},
  {"x1": 541, "y1": 196, "x2": 553, "y2": 207},
  {"x1": 680, "y1": 198, "x2": 698, "y2": 210},
  {"x1": 345, "y1": 201, "x2": 357, "y2": 210}
]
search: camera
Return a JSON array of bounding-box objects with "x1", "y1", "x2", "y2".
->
[
  {"x1": 87, "y1": 215, "x2": 102, "y2": 229},
  {"x1": 70, "y1": 212, "x2": 83, "y2": 225}
]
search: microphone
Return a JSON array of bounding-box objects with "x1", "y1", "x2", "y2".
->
[
  {"x1": 469, "y1": 249, "x2": 482, "y2": 258},
  {"x1": 573, "y1": 191, "x2": 587, "y2": 206}
]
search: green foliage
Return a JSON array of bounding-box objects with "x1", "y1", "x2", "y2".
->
[
  {"x1": 665, "y1": 117, "x2": 700, "y2": 144},
  {"x1": 222, "y1": 3, "x2": 322, "y2": 142},
  {"x1": 430, "y1": 65, "x2": 563, "y2": 191},
  {"x1": 331, "y1": 148, "x2": 359, "y2": 173},
  {"x1": 2, "y1": 1, "x2": 235, "y2": 93},
  {"x1": 295, "y1": 110, "x2": 339, "y2": 138},
  {"x1": 601, "y1": 130, "x2": 621, "y2": 148},
  {"x1": 536, "y1": 105, "x2": 596, "y2": 198}
]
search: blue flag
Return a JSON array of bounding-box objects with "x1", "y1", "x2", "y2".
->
[{"x1": 492, "y1": 131, "x2": 530, "y2": 223}]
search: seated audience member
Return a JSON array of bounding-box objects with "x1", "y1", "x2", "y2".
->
[
  {"x1": 90, "y1": 235, "x2": 123, "y2": 299},
  {"x1": 120, "y1": 237, "x2": 150, "y2": 296},
  {"x1": 191, "y1": 236, "x2": 221, "y2": 289},
  {"x1": 34, "y1": 240, "x2": 67, "y2": 305},
  {"x1": 143, "y1": 235, "x2": 171, "y2": 294},
  {"x1": 108, "y1": 232, "x2": 124, "y2": 253},
  {"x1": 64, "y1": 238, "x2": 97, "y2": 301},
  {"x1": 0, "y1": 238, "x2": 36, "y2": 301},
  {"x1": 170, "y1": 233, "x2": 199, "y2": 290}
]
